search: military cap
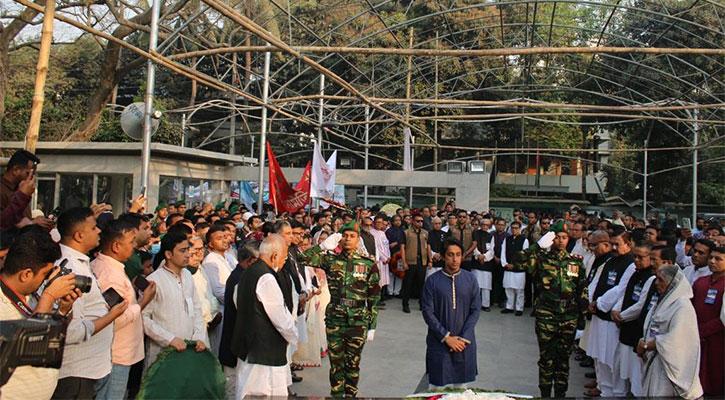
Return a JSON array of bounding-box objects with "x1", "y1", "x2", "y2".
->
[
  {"x1": 551, "y1": 220, "x2": 568, "y2": 234},
  {"x1": 215, "y1": 201, "x2": 226, "y2": 211},
  {"x1": 155, "y1": 202, "x2": 167, "y2": 212},
  {"x1": 340, "y1": 220, "x2": 360, "y2": 234},
  {"x1": 174, "y1": 199, "x2": 186, "y2": 207},
  {"x1": 229, "y1": 204, "x2": 239, "y2": 214}
]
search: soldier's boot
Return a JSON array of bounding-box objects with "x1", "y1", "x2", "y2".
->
[
  {"x1": 539, "y1": 385, "x2": 552, "y2": 398},
  {"x1": 554, "y1": 386, "x2": 567, "y2": 398}
]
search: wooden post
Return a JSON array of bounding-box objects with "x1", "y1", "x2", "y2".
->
[{"x1": 25, "y1": 0, "x2": 56, "y2": 152}]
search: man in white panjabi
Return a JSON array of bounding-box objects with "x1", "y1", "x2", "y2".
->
[
  {"x1": 232, "y1": 234, "x2": 298, "y2": 398},
  {"x1": 187, "y1": 236, "x2": 220, "y2": 346},
  {"x1": 143, "y1": 231, "x2": 207, "y2": 369},
  {"x1": 638, "y1": 264, "x2": 703, "y2": 399},
  {"x1": 201, "y1": 225, "x2": 232, "y2": 353},
  {"x1": 369, "y1": 216, "x2": 391, "y2": 289}
]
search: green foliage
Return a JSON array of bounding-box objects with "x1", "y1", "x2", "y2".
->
[{"x1": 490, "y1": 184, "x2": 521, "y2": 198}]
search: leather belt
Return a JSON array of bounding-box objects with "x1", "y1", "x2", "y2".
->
[{"x1": 330, "y1": 297, "x2": 367, "y2": 308}]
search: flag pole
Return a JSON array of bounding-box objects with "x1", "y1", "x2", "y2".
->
[{"x1": 256, "y1": 45, "x2": 271, "y2": 215}]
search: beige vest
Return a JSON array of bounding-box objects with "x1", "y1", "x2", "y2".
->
[
  {"x1": 449, "y1": 225, "x2": 474, "y2": 260},
  {"x1": 404, "y1": 228, "x2": 429, "y2": 266}
]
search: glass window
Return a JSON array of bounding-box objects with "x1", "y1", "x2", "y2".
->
[
  {"x1": 96, "y1": 175, "x2": 113, "y2": 204},
  {"x1": 182, "y1": 178, "x2": 202, "y2": 206},
  {"x1": 36, "y1": 177, "x2": 56, "y2": 216},
  {"x1": 159, "y1": 176, "x2": 181, "y2": 205},
  {"x1": 59, "y1": 174, "x2": 93, "y2": 209}
]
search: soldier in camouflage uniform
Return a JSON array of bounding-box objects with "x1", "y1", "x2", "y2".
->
[
  {"x1": 512, "y1": 221, "x2": 588, "y2": 398},
  {"x1": 298, "y1": 220, "x2": 380, "y2": 398}
]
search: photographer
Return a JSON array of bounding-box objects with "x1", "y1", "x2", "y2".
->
[
  {"x1": 52, "y1": 207, "x2": 129, "y2": 399},
  {"x1": 0, "y1": 227, "x2": 83, "y2": 399}
]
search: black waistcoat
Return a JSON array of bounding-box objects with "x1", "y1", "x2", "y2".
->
[
  {"x1": 618, "y1": 267, "x2": 655, "y2": 347},
  {"x1": 505, "y1": 235, "x2": 527, "y2": 273},
  {"x1": 635, "y1": 283, "x2": 660, "y2": 338},
  {"x1": 231, "y1": 260, "x2": 289, "y2": 366},
  {"x1": 219, "y1": 265, "x2": 244, "y2": 368},
  {"x1": 472, "y1": 230, "x2": 493, "y2": 271},
  {"x1": 593, "y1": 253, "x2": 634, "y2": 321}
]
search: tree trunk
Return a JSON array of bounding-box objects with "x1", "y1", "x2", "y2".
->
[
  {"x1": 0, "y1": 0, "x2": 48, "y2": 136},
  {"x1": 69, "y1": 0, "x2": 190, "y2": 141}
]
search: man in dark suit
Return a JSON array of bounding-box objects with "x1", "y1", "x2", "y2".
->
[{"x1": 219, "y1": 241, "x2": 260, "y2": 398}]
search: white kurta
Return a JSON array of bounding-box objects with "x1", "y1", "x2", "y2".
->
[
  {"x1": 235, "y1": 273, "x2": 298, "y2": 399},
  {"x1": 371, "y1": 228, "x2": 391, "y2": 287},
  {"x1": 588, "y1": 264, "x2": 635, "y2": 368},
  {"x1": 143, "y1": 265, "x2": 207, "y2": 368},
  {"x1": 191, "y1": 268, "x2": 220, "y2": 351},
  {"x1": 500, "y1": 238, "x2": 529, "y2": 289},
  {"x1": 683, "y1": 265, "x2": 711, "y2": 286},
  {"x1": 202, "y1": 252, "x2": 233, "y2": 309}
]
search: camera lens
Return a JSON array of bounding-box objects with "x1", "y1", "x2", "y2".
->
[{"x1": 74, "y1": 276, "x2": 92, "y2": 294}]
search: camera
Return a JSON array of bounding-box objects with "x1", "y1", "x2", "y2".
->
[
  {"x1": 48, "y1": 259, "x2": 92, "y2": 294},
  {"x1": 0, "y1": 313, "x2": 67, "y2": 386}
]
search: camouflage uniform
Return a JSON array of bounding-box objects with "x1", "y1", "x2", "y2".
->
[
  {"x1": 298, "y1": 245, "x2": 380, "y2": 398},
  {"x1": 513, "y1": 243, "x2": 587, "y2": 397}
]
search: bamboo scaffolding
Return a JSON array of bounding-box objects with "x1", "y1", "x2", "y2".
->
[
  {"x1": 333, "y1": 112, "x2": 725, "y2": 126},
  {"x1": 12, "y1": 0, "x2": 325, "y2": 137},
  {"x1": 24, "y1": 0, "x2": 56, "y2": 152},
  {"x1": 168, "y1": 45, "x2": 725, "y2": 59},
  {"x1": 199, "y1": 0, "x2": 438, "y2": 144},
  {"x1": 271, "y1": 94, "x2": 725, "y2": 112}
]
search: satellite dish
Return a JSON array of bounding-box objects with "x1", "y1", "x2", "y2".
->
[{"x1": 120, "y1": 102, "x2": 161, "y2": 141}]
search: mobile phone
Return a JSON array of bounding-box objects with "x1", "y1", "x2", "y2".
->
[
  {"x1": 134, "y1": 275, "x2": 150, "y2": 291},
  {"x1": 140, "y1": 186, "x2": 147, "y2": 197},
  {"x1": 49, "y1": 206, "x2": 62, "y2": 219},
  {"x1": 102, "y1": 287, "x2": 123, "y2": 308}
]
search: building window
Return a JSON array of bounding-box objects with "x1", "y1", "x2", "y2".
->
[{"x1": 59, "y1": 175, "x2": 93, "y2": 209}]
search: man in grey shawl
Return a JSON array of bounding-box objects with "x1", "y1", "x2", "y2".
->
[{"x1": 637, "y1": 264, "x2": 703, "y2": 399}]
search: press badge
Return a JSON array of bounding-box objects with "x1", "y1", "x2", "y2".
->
[
  {"x1": 649, "y1": 322, "x2": 660, "y2": 337},
  {"x1": 647, "y1": 293, "x2": 659, "y2": 311},
  {"x1": 607, "y1": 270, "x2": 617, "y2": 286},
  {"x1": 632, "y1": 284, "x2": 642, "y2": 301},
  {"x1": 705, "y1": 288, "x2": 718, "y2": 305}
]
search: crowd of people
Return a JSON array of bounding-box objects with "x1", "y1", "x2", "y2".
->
[{"x1": 1, "y1": 148, "x2": 724, "y2": 399}]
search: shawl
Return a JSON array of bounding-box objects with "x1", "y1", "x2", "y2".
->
[{"x1": 642, "y1": 269, "x2": 703, "y2": 399}]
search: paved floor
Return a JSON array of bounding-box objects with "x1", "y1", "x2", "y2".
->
[{"x1": 293, "y1": 301, "x2": 591, "y2": 398}]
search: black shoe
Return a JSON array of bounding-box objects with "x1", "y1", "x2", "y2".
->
[
  {"x1": 575, "y1": 354, "x2": 587, "y2": 361},
  {"x1": 501, "y1": 309, "x2": 514, "y2": 314},
  {"x1": 540, "y1": 386, "x2": 552, "y2": 398},
  {"x1": 482, "y1": 307, "x2": 491, "y2": 312},
  {"x1": 585, "y1": 372, "x2": 596, "y2": 379},
  {"x1": 292, "y1": 374, "x2": 303, "y2": 383},
  {"x1": 380, "y1": 302, "x2": 386, "y2": 307},
  {"x1": 515, "y1": 311, "x2": 523, "y2": 316},
  {"x1": 580, "y1": 359, "x2": 594, "y2": 368},
  {"x1": 555, "y1": 389, "x2": 567, "y2": 398},
  {"x1": 530, "y1": 310, "x2": 536, "y2": 317},
  {"x1": 402, "y1": 305, "x2": 411, "y2": 313}
]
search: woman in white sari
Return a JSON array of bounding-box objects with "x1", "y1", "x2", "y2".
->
[{"x1": 638, "y1": 264, "x2": 703, "y2": 399}]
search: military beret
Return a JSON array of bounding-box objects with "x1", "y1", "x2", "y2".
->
[
  {"x1": 174, "y1": 199, "x2": 186, "y2": 207},
  {"x1": 551, "y1": 220, "x2": 568, "y2": 234},
  {"x1": 340, "y1": 220, "x2": 360, "y2": 234},
  {"x1": 215, "y1": 201, "x2": 225, "y2": 211},
  {"x1": 155, "y1": 202, "x2": 167, "y2": 212}
]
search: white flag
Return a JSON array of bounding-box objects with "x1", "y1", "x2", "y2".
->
[
  {"x1": 403, "y1": 127, "x2": 413, "y2": 171},
  {"x1": 311, "y1": 142, "x2": 337, "y2": 200}
]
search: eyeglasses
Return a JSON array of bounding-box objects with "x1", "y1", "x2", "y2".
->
[{"x1": 414, "y1": 219, "x2": 424, "y2": 223}]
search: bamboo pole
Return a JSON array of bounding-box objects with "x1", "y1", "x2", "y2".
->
[
  {"x1": 168, "y1": 45, "x2": 725, "y2": 59},
  {"x1": 332, "y1": 112, "x2": 724, "y2": 126},
  {"x1": 270, "y1": 94, "x2": 724, "y2": 112},
  {"x1": 406, "y1": 26, "x2": 413, "y2": 207},
  {"x1": 433, "y1": 31, "x2": 439, "y2": 206},
  {"x1": 24, "y1": 0, "x2": 56, "y2": 152}
]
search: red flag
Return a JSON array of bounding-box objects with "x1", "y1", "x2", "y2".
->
[
  {"x1": 295, "y1": 161, "x2": 312, "y2": 193},
  {"x1": 267, "y1": 142, "x2": 310, "y2": 213}
]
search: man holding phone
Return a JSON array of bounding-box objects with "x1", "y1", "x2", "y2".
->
[
  {"x1": 92, "y1": 219, "x2": 157, "y2": 399},
  {"x1": 0, "y1": 150, "x2": 54, "y2": 230}
]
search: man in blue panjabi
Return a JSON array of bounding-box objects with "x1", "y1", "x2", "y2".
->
[{"x1": 422, "y1": 238, "x2": 482, "y2": 389}]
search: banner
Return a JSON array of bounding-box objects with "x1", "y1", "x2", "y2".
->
[
  {"x1": 403, "y1": 127, "x2": 413, "y2": 172},
  {"x1": 240, "y1": 181, "x2": 268, "y2": 210},
  {"x1": 267, "y1": 142, "x2": 310, "y2": 213},
  {"x1": 295, "y1": 161, "x2": 312, "y2": 194},
  {"x1": 311, "y1": 142, "x2": 337, "y2": 199}
]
